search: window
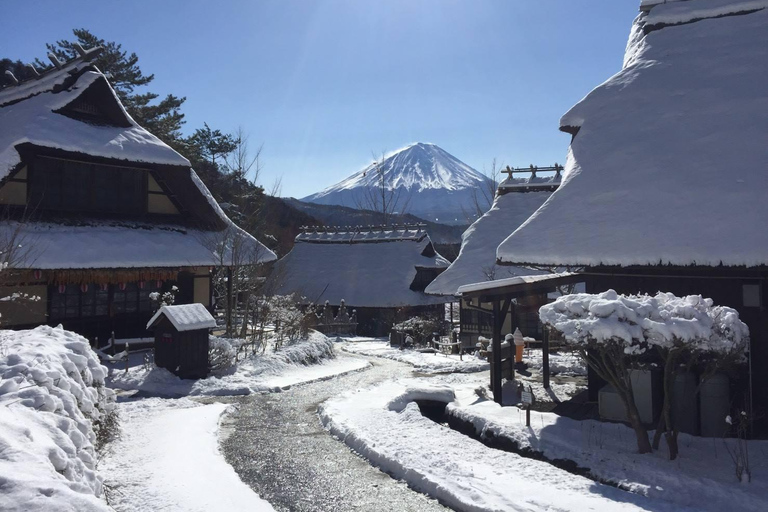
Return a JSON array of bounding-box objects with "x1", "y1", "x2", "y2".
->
[
  {"x1": 49, "y1": 281, "x2": 162, "y2": 320},
  {"x1": 29, "y1": 156, "x2": 146, "y2": 215},
  {"x1": 50, "y1": 284, "x2": 109, "y2": 320},
  {"x1": 114, "y1": 280, "x2": 163, "y2": 315}
]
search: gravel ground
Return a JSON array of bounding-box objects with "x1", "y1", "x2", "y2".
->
[{"x1": 220, "y1": 353, "x2": 449, "y2": 512}]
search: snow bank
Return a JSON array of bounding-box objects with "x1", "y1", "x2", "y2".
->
[
  {"x1": 110, "y1": 331, "x2": 368, "y2": 396},
  {"x1": 341, "y1": 341, "x2": 489, "y2": 373},
  {"x1": 448, "y1": 398, "x2": 768, "y2": 511},
  {"x1": 99, "y1": 398, "x2": 274, "y2": 512},
  {"x1": 319, "y1": 378, "x2": 680, "y2": 512},
  {"x1": 0, "y1": 326, "x2": 115, "y2": 512}
]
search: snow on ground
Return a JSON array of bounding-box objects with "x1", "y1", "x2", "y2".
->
[
  {"x1": 99, "y1": 398, "x2": 274, "y2": 512},
  {"x1": 109, "y1": 331, "x2": 370, "y2": 397},
  {"x1": 524, "y1": 348, "x2": 587, "y2": 376},
  {"x1": 341, "y1": 340, "x2": 489, "y2": 373},
  {"x1": 319, "y1": 376, "x2": 687, "y2": 512},
  {"x1": 320, "y1": 371, "x2": 768, "y2": 512},
  {"x1": 0, "y1": 326, "x2": 115, "y2": 512},
  {"x1": 449, "y1": 394, "x2": 768, "y2": 512}
]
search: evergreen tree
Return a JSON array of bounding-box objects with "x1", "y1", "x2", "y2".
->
[{"x1": 38, "y1": 29, "x2": 187, "y2": 145}]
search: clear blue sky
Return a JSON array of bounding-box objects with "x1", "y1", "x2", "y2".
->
[{"x1": 2, "y1": 0, "x2": 639, "y2": 198}]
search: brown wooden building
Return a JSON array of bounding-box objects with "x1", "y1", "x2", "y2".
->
[{"x1": 0, "y1": 47, "x2": 276, "y2": 343}]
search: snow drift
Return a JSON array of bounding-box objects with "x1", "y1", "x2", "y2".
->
[{"x1": 0, "y1": 326, "x2": 116, "y2": 512}]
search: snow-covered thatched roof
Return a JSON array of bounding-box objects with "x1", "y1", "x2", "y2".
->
[
  {"x1": 271, "y1": 228, "x2": 450, "y2": 308},
  {"x1": 498, "y1": 0, "x2": 768, "y2": 268},
  {"x1": 0, "y1": 50, "x2": 277, "y2": 269},
  {"x1": 0, "y1": 51, "x2": 189, "y2": 180},
  {"x1": 425, "y1": 188, "x2": 553, "y2": 296}
]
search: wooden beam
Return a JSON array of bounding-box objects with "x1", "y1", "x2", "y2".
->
[
  {"x1": 543, "y1": 327, "x2": 550, "y2": 389},
  {"x1": 492, "y1": 299, "x2": 502, "y2": 404}
]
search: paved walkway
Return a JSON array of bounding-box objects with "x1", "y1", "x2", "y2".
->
[{"x1": 220, "y1": 353, "x2": 448, "y2": 512}]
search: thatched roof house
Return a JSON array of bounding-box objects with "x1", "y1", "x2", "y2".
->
[
  {"x1": 0, "y1": 47, "x2": 276, "y2": 341},
  {"x1": 497, "y1": 0, "x2": 768, "y2": 267},
  {"x1": 272, "y1": 225, "x2": 449, "y2": 335},
  {"x1": 493, "y1": 0, "x2": 768, "y2": 430},
  {"x1": 425, "y1": 169, "x2": 560, "y2": 297}
]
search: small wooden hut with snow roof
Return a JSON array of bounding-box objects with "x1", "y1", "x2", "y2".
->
[
  {"x1": 147, "y1": 303, "x2": 216, "y2": 379},
  {"x1": 270, "y1": 224, "x2": 450, "y2": 336},
  {"x1": 0, "y1": 46, "x2": 276, "y2": 343},
  {"x1": 425, "y1": 167, "x2": 562, "y2": 351},
  {"x1": 488, "y1": 0, "x2": 768, "y2": 433}
]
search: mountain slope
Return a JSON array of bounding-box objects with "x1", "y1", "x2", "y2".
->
[{"x1": 301, "y1": 143, "x2": 491, "y2": 225}]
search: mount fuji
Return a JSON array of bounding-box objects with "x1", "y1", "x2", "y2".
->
[{"x1": 301, "y1": 143, "x2": 491, "y2": 225}]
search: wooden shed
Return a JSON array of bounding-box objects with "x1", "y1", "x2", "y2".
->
[{"x1": 146, "y1": 304, "x2": 216, "y2": 379}]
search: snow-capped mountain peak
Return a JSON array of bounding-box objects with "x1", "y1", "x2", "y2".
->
[
  {"x1": 314, "y1": 142, "x2": 487, "y2": 196},
  {"x1": 301, "y1": 143, "x2": 491, "y2": 224}
]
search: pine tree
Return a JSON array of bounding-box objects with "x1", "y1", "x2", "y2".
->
[{"x1": 38, "y1": 29, "x2": 187, "y2": 145}]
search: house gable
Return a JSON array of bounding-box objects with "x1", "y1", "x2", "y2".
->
[{"x1": 54, "y1": 76, "x2": 131, "y2": 128}]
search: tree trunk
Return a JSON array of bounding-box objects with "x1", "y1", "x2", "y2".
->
[
  {"x1": 590, "y1": 349, "x2": 652, "y2": 454},
  {"x1": 656, "y1": 349, "x2": 680, "y2": 459},
  {"x1": 618, "y1": 382, "x2": 653, "y2": 454}
]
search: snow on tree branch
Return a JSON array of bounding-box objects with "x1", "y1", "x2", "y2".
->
[{"x1": 539, "y1": 289, "x2": 749, "y2": 356}]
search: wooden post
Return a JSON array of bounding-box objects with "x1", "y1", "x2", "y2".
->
[
  {"x1": 492, "y1": 299, "x2": 502, "y2": 405},
  {"x1": 226, "y1": 267, "x2": 233, "y2": 335},
  {"x1": 543, "y1": 326, "x2": 550, "y2": 390}
]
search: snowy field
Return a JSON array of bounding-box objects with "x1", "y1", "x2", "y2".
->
[
  {"x1": 109, "y1": 331, "x2": 370, "y2": 396},
  {"x1": 341, "y1": 340, "x2": 490, "y2": 373},
  {"x1": 320, "y1": 374, "x2": 768, "y2": 512},
  {"x1": 99, "y1": 398, "x2": 274, "y2": 512}
]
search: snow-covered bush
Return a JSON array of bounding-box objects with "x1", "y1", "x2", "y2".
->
[
  {"x1": 269, "y1": 294, "x2": 306, "y2": 348},
  {"x1": 0, "y1": 325, "x2": 116, "y2": 511},
  {"x1": 278, "y1": 330, "x2": 335, "y2": 365},
  {"x1": 208, "y1": 336, "x2": 237, "y2": 373},
  {"x1": 393, "y1": 314, "x2": 447, "y2": 345},
  {"x1": 540, "y1": 290, "x2": 749, "y2": 456},
  {"x1": 149, "y1": 285, "x2": 178, "y2": 312}
]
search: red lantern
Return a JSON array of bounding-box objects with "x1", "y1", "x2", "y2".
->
[
  {"x1": 33, "y1": 270, "x2": 42, "y2": 280},
  {"x1": 80, "y1": 283, "x2": 88, "y2": 293},
  {"x1": 138, "y1": 281, "x2": 145, "y2": 290},
  {"x1": 58, "y1": 284, "x2": 66, "y2": 294},
  {"x1": 100, "y1": 283, "x2": 108, "y2": 292},
  {"x1": 155, "y1": 280, "x2": 162, "y2": 288},
  {"x1": 118, "y1": 282, "x2": 126, "y2": 291}
]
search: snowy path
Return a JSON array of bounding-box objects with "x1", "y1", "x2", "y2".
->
[
  {"x1": 100, "y1": 398, "x2": 274, "y2": 512},
  {"x1": 341, "y1": 340, "x2": 489, "y2": 373},
  {"x1": 221, "y1": 356, "x2": 448, "y2": 511},
  {"x1": 100, "y1": 351, "x2": 373, "y2": 511}
]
